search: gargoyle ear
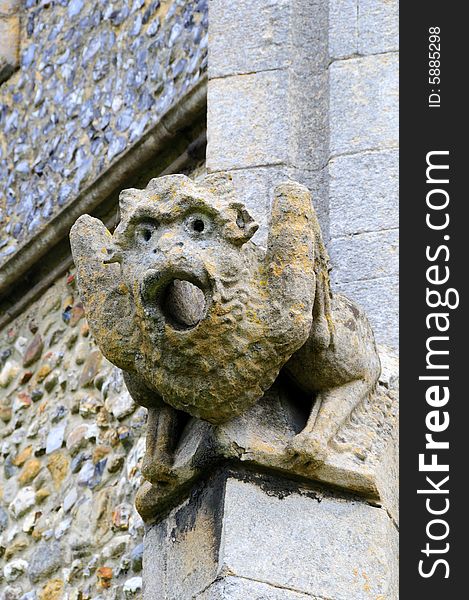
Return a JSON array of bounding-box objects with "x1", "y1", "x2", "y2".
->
[
  {"x1": 118, "y1": 188, "x2": 140, "y2": 221},
  {"x1": 224, "y1": 202, "x2": 259, "y2": 246},
  {"x1": 203, "y1": 172, "x2": 235, "y2": 198}
]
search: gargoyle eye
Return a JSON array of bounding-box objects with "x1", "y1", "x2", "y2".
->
[
  {"x1": 192, "y1": 219, "x2": 205, "y2": 233},
  {"x1": 136, "y1": 219, "x2": 159, "y2": 243},
  {"x1": 185, "y1": 214, "x2": 211, "y2": 236},
  {"x1": 142, "y1": 228, "x2": 152, "y2": 241}
]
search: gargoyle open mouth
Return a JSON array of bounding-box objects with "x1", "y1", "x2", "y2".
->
[{"x1": 142, "y1": 271, "x2": 208, "y2": 331}]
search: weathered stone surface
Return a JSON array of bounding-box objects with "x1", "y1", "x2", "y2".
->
[
  {"x1": 71, "y1": 174, "x2": 317, "y2": 425},
  {"x1": 329, "y1": 53, "x2": 398, "y2": 156},
  {"x1": 221, "y1": 478, "x2": 397, "y2": 599},
  {"x1": 337, "y1": 275, "x2": 399, "y2": 350},
  {"x1": 329, "y1": 0, "x2": 358, "y2": 59},
  {"x1": 358, "y1": 0, "x2": 399, "y2": 55},
  {"x1": 209, "y1": 0, "x2": 290, "y2": 78},
  {"x1": 207, "y1": 71, "x2": 289, "y2": 171},
  {"x1": 329, "y1": 149, "x2": 398, "y2": 237},
  {"x1": 145, "y1": 473, "x2": 398, "y2": 600},
  {"x1": 144, "y1": 476, "x2": 224, "y2": 599},
  {"x1": 226, "y1": 166, "x2": 288, "y2": 247},
  {"x1": 196, "y1": 577, "x2": 317, "y2": 599},
  {"x1": 329, "y1": 228, "x2": 399, "y2": 284}
]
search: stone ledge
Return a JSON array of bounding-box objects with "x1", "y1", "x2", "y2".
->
[{"x1": 136, "y1": 348, "x2": 398, "y2": 525}]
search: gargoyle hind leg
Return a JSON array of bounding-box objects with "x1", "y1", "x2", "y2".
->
[
  {"x1": 288, "y1": 379, "x2": 371, "y2": 468},
  {"x1": 143, "y1": 403, "x2": 180, "y2": 484},
  {"x1": 123, "y1": 371, "x2": 179, "y2": 484}
]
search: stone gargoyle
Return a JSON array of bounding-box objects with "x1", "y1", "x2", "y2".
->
[{"x1": 70, "y1": 173, "x2": 380, "y2": 483}]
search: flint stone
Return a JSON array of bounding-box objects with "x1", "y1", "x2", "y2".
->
[
  {"x1": 0, "y1": 505, "x2": 9, "y2": 531},
  {"x1": 9, "y1": 486, "x2": 35, "y2": 517},
  {"x1": 105, "y1": 390, "x2": 136, "y2": 420},
  {"x1": 3, "y1": 559, "x2": 28, "y2": 583},
  {"x1": 78, "y1": 350, "x2": 102, "y2": 387},
  {"x1": 45, "y1": 423, "x2": 66, "y2": 454},
  {"x1": 2, "y1": 586, "x2": 22, "y2": 600},
  {"x1": 123, "y1": 576, "x2": 143, "y2": 596},
  {"x1": 29, "y1": 541, "x2": 63, "y2": 583},
  {"x1": 0, "y1": 360, "x2": 20, "y2": 387},
  {"x1": 130, "y1": 542, "x2": 143, "y2": 572},
  {"x1": 22, "y1": 334, "x2": 44, "y2": 367}
]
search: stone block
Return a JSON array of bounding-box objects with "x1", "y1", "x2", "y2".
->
[
  {"x1": 329, "y1": 53, "x2": 398, "y2": 156},
  {"x1": 336, "y1": 275, "x2": 398, "y2": 349},
  {"x1": 196, "y1": 576, "x2": 316, "y2": 599},
  {"x1": 144, "y1": 472, "x2": 398, "y2": 600},
  {"x1": 221, "y1": 478, "x2": 397, "y2": 599},
  {"x1": 208, "y1": 0, "x2": 290, "y2": 78},
  {"x1": 358, "y1": 0, "x2": 399, "y2": 55},
  {"x1": 228, "y1": 166, "x2": 288, "y2": 247},
  {"x1": 288, "y1": 71, "x2": 330, "y2": 172},
  {"x1": 329, "y1": 149, "x2": 398, "y2": 237},
  {"x1": 329, "y1": 0, "x2": 358, "y2": 59},
  {"x1": 329, "y1": 228, "x2": 399, "y2": 285},
  {"x1": 207, "y1": 70, "x2": 289, "y2": 171},
  {"x1": 143, "y1": 478, "x2": 223, "y2": 600}
]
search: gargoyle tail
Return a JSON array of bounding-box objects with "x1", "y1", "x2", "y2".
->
[{"x1": 265, "y1": 181, "x2": 315, "y2": 347}]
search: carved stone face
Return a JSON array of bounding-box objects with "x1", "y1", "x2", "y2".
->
[
  {"x1": 70, "y1": 174, "x2": 315, "y2": 424},
  {"x1": 108, "y1": 175, "x2": 258, "y2": 340}
]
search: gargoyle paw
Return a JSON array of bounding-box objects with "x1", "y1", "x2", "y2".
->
[
  {"x1": 286, "y1": 432, "x2": 328, "y2": 470},
  {"x1": 142, "y1": 459, "x2": 177, "y2": 485}
]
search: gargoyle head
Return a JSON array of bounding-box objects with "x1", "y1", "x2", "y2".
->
[
  {"x1": 70, "y1": 173, "x2": 316, "y2": 423},
  {"x1": 106, "y1": 173, "x2": 259, "y2": 336}
]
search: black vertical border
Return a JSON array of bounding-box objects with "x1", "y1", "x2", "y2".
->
[{"x1": 400, "y1": 4, "x2": 467, "y2": 596}]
